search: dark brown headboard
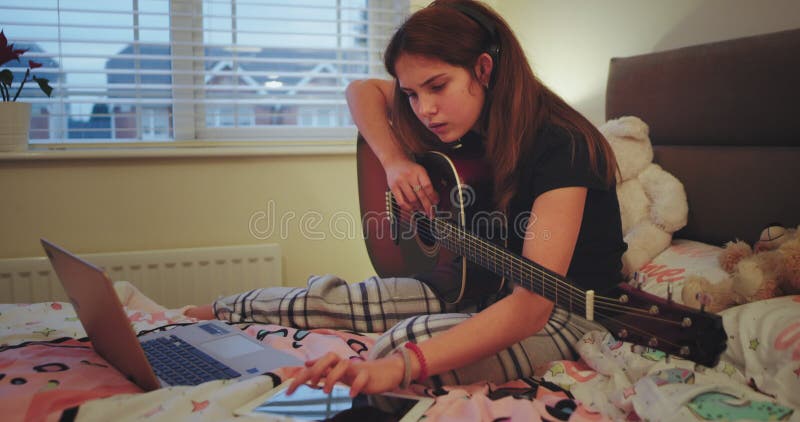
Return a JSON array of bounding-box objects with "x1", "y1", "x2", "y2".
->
[{"x1": 606, "y1": 28, "x2": 800, "y2": 245}]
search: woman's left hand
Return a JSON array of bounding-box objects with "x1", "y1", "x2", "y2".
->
[{"x1": 286, "y1": 352, "x2": 405, "y2": 397}]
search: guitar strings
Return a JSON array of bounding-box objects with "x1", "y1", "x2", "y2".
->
[
  {"x1": 387, "y1": 203, "x2": 677, "y2": 321},
  {"x1": 384, "y1": 200, "x2": 678, "y2": 324},
  {"x1": 388, "y1": 203, "x2": 577, "y2": 298},
  {"x1": 386, "y1": 203, "x2": 579, "y2": 294},
  {"x1": 386, "y1": 206, "x2": 689, "y2": 349},
  {"x1": 389, "y1": 203, "x2": 613, "y2": 308},
  {"x1": 388, "y1": 203, "x2": 592, "y2": 302},
  {"x1": 384, "y1": 204, "x2": 696, "y2": 348}
]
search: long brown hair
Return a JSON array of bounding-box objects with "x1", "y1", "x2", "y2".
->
[{"x1": 384, "y1": 0, "x2": 618, "y2": 212}]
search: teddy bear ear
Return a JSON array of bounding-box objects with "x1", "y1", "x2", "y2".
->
[
  {"x1": 760, "y1": 223, "x2": 786, "y2": 237},
  {"x1": 597, "y1": 119, "x2": 619, "y2": 137},
  {"x1": 756, "y1": 224, "x2": 789, "y2": 252},
  {"x1": 618, "y1": 116, "x2": 649, "y2": 139},
  {"x1": 618, "y1": 115, "x2": 649, "y2": 130},
  {"x1": 600, "y1": 116, "x2": 650, "y2": 140}
]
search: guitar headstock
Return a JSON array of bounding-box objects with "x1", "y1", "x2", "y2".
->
[{"x1": 597, "y1": 283, "x2": 727, "y2": 367}]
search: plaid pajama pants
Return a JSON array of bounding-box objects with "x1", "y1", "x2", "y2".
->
[{"x1": 213, "y1": 274, "x2": 604, "y2": 387}]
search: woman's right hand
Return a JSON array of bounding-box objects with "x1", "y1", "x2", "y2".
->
[
  {"x1": 286, "y1": 352, "x2": 406, "y2": 397},
  {"x1": 384, "y1": 157, "x2": 439, "y2": 216}
]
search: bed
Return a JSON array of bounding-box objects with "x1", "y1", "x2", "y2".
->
[{"x1": 3, "y1": 29, "x2": 800, "y2": 421}]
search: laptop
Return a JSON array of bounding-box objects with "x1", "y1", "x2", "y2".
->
[{"x1": 41, "y1": 238, "x2": 303, "y2": 391}]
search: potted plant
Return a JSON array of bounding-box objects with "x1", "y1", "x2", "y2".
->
[{"x1": 1, "y1": 30, "x2": 53, "y2": 151}]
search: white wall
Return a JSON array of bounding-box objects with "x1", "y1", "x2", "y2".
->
[
  {"x1": 496, "y1": 0, "x2": 800, "y2": 124},
  {"x1": 0, "y1": 153, "x2": 376, "y2": 291}
]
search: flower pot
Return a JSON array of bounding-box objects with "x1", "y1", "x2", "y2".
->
[{"x1": 0, "y1": 102, "x2": 32, "y2": 152}]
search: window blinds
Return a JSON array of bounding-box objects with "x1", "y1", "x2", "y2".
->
[{"x1": 0, "y1": 0, "x2": 407, "y2": 145}]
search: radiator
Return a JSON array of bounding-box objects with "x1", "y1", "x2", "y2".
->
[{"x1": 0, "y1": 243, "x2": 282, "y2": 309}]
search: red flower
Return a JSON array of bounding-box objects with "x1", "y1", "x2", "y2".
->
[
  {"x1": 0, "y1": 30, "x2": 26, "y2": 67},
  {"x1": 1, "y1": 29, "x2": 53, "y2": 102}
]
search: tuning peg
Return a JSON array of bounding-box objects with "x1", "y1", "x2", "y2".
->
[
  {"x1": 648, "y1": 337, "x2": 659, "y2": 348},
  {"x1": 617, "y1": 329, "x2": 629, "y2": 339},
  {"x1": 681, "y1": 317, "x2": 692, "y2": 328},
  {"x1": 679, "y1": 346, "x2": 690, "y2": 357},
  {"x1": 698, "y1": 292, "x2": 712, "y2": 313}
]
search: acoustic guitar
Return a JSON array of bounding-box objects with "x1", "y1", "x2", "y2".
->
[{"x1": 356, "y1": 136, "x2": 727, "y2": 367}]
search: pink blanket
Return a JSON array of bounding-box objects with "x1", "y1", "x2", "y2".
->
[
  {"x1": 0, "y1": 298, "x2": 604, "y2": 421},
  {"x1": 2, "y1": 287, "x2": 797, "y2": 421}
]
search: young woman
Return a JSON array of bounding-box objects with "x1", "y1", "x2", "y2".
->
[{"x1": 187, "y1": 0, "x2": 626, "y2": 398}]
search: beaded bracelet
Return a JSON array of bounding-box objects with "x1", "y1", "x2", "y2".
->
[{"x1": 404, "y1": 342, "x2": 428, "y2": 382}]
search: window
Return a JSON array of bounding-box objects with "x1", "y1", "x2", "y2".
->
[{"x1": 0, "y1": 0, "x2": 408, "y2": 146}]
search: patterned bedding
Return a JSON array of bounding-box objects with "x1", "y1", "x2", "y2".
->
[{"x1": 2, "y1": 279, "x2": 798, "y2": 421}]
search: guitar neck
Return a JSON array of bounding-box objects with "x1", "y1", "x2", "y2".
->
[{"x1": 428, "y1": 214, "x2": 727, "y2": 367}]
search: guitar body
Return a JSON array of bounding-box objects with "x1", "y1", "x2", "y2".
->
[{"x1": 356, "y1": 135, "x2": 505, "y2": 303}]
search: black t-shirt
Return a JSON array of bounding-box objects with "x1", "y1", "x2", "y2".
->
[{"x1": 506, "y1": 124, "x2": 627, "y2": 292}]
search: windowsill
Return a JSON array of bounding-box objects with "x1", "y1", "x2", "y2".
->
[{"x1": 0, "y1": 141, "x2": 357, "y2": 161}]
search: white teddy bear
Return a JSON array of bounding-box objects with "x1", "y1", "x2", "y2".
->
[{"x1": 599, "y1": 116, "x2": 689, "y2": 276}]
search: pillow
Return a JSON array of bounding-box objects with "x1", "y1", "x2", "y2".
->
[{"x1": 634, "y1": 239, "x2": 729, "y2": 304}]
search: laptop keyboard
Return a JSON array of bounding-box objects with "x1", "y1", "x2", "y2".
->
[{"x1": 141, "y1": 335, "x2": 241, "y2": 385}]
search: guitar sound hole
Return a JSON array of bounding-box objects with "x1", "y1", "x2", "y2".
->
[{"x1": 411, "y1": 212, "x2": 439, "y2": 255}]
